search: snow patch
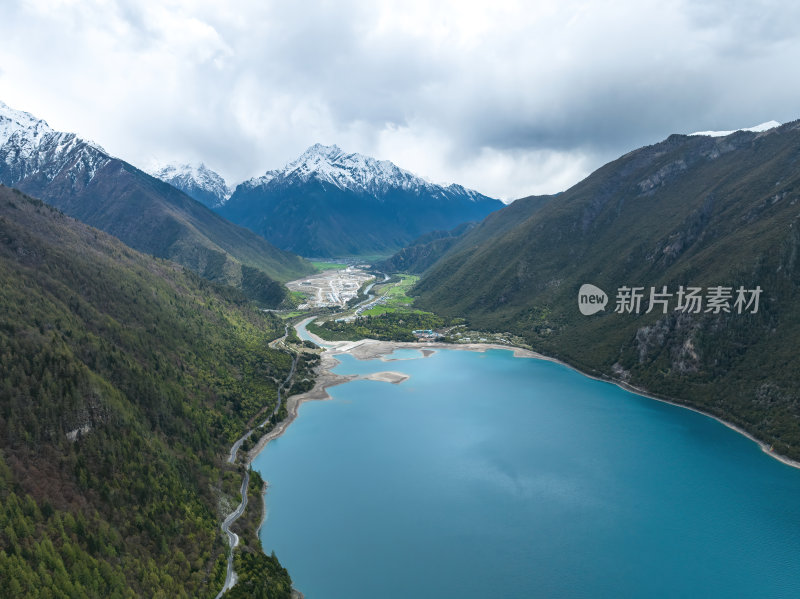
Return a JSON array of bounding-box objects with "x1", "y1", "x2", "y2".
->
[
  {"x1": 689, "y1": 121, "x2": 781, "y2": 137},
  {"x1": 0, "y1": 100, "x2": 53, "y2": 146}
]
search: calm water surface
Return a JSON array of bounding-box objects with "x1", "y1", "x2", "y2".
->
[{"x1": 252, "y1": 348, "x2": 800, "y2": 598}]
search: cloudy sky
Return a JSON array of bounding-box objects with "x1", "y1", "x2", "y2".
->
[{"x1": 2, "y1": 0, "x2": 799, "y2": 200}]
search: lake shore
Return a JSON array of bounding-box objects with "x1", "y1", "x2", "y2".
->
[
  {"x1": 246, "y1": 350, "x2": 354, "y2": 463},
  {"x1": 250, "y1": 323, "x2": 800, "y2": 472},
  {"x1": 246, "y1": 352, "x2": 411, "y2": 462}
]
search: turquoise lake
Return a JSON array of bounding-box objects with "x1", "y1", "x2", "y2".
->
[{"x1": 252, "y1": 347, "x2": 800, "y2": 598}]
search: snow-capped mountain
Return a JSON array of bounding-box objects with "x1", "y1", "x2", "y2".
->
[
  {"x1": 0, "y1": 100, "x2": 52, "y2": 145},
  {"x1": 689, "y1": 120, "x2": 781, "y2": 137},
  {"x1": 236, "y1": 143, "x2": 489, "y2": 202},
  {"x1": 218, "y1": 144, "x2": 503, "y2": 257},
  {"x1": 0, "y1": 99, "x2": 312, "y2": 298},
  {"x1": 150, "y1": 162, "x2": 231, "y2": 208},
  {"x1": 0, "y1": 100, "x2": 111, "y2": 193}
]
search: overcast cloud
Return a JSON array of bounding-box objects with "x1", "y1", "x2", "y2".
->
[{"x1": 2, "y1": 0, "x2": 800, "y2": 200}]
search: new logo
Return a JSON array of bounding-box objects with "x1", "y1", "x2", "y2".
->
[{"x1": 578, "y1": 283, "x2": 608, "y2": 315}]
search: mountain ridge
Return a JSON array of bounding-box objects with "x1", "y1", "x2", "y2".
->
[
  {"x1": 218, "y1": 143, "x2": 504, "y2": 257},
  {"x1": 235, "y1": 143, "x2": 493, "y2": 200},
  {"x1": 0, "y1": 100, "x2": 313, "y2": 302},
  {"x1": 414, "y1": 120, "x2": 800, "y2": 459}
]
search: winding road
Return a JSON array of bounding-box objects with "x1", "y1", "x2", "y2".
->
[
  {"x1": 215, "y1": 470, "x2": 249, "y2": 598},
  {"x1": 216, "y1": 279, "x2": 385, "y2": 596},
  {"x1": 215, "y1": 325, "x2": 299, "y2": 597}
]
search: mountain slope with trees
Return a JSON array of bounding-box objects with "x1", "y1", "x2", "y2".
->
[
  {"x1": 375, "y1": 195, "x2": 553, "y2": 274},
  {"x1": 415, "y1": 122, "x2": 800, "y2": 460},
  {"x1": 0, "y1": 186, "x2": 297, "y2": 597},
  {"x1": 373, "y1": 222, "x2": 478, "y2": 274}
]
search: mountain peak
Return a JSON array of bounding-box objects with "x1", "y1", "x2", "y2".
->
[
  {"x1": 247, "y1": 143, "x2": 437, "y2": 197},
  {"x1": 1, "y1": 100, "x2": 112, "y2": 192},
  {"x1": 0, "y1": 100, "x2": 53, "y2": 146},
  {"x1": 221, "y1": 145, "x2": 503, "y2": 257},
  {"x1": 150, "y1": 161, "x2": 232, "y2": 207},
  {"x1": 303, "y1": 142, "x2": 343, "y2": 157},
  {"x1": 151, "y1": 160, "x2": 221, "y2": 180}
]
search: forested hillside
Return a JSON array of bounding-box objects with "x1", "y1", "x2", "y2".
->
[
  {"x1": 415, "y1": 124, "x2": 800, "y2": 460},
  {"x1": 0, "y1": 186, "x2": 294, "y2": 597}
]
